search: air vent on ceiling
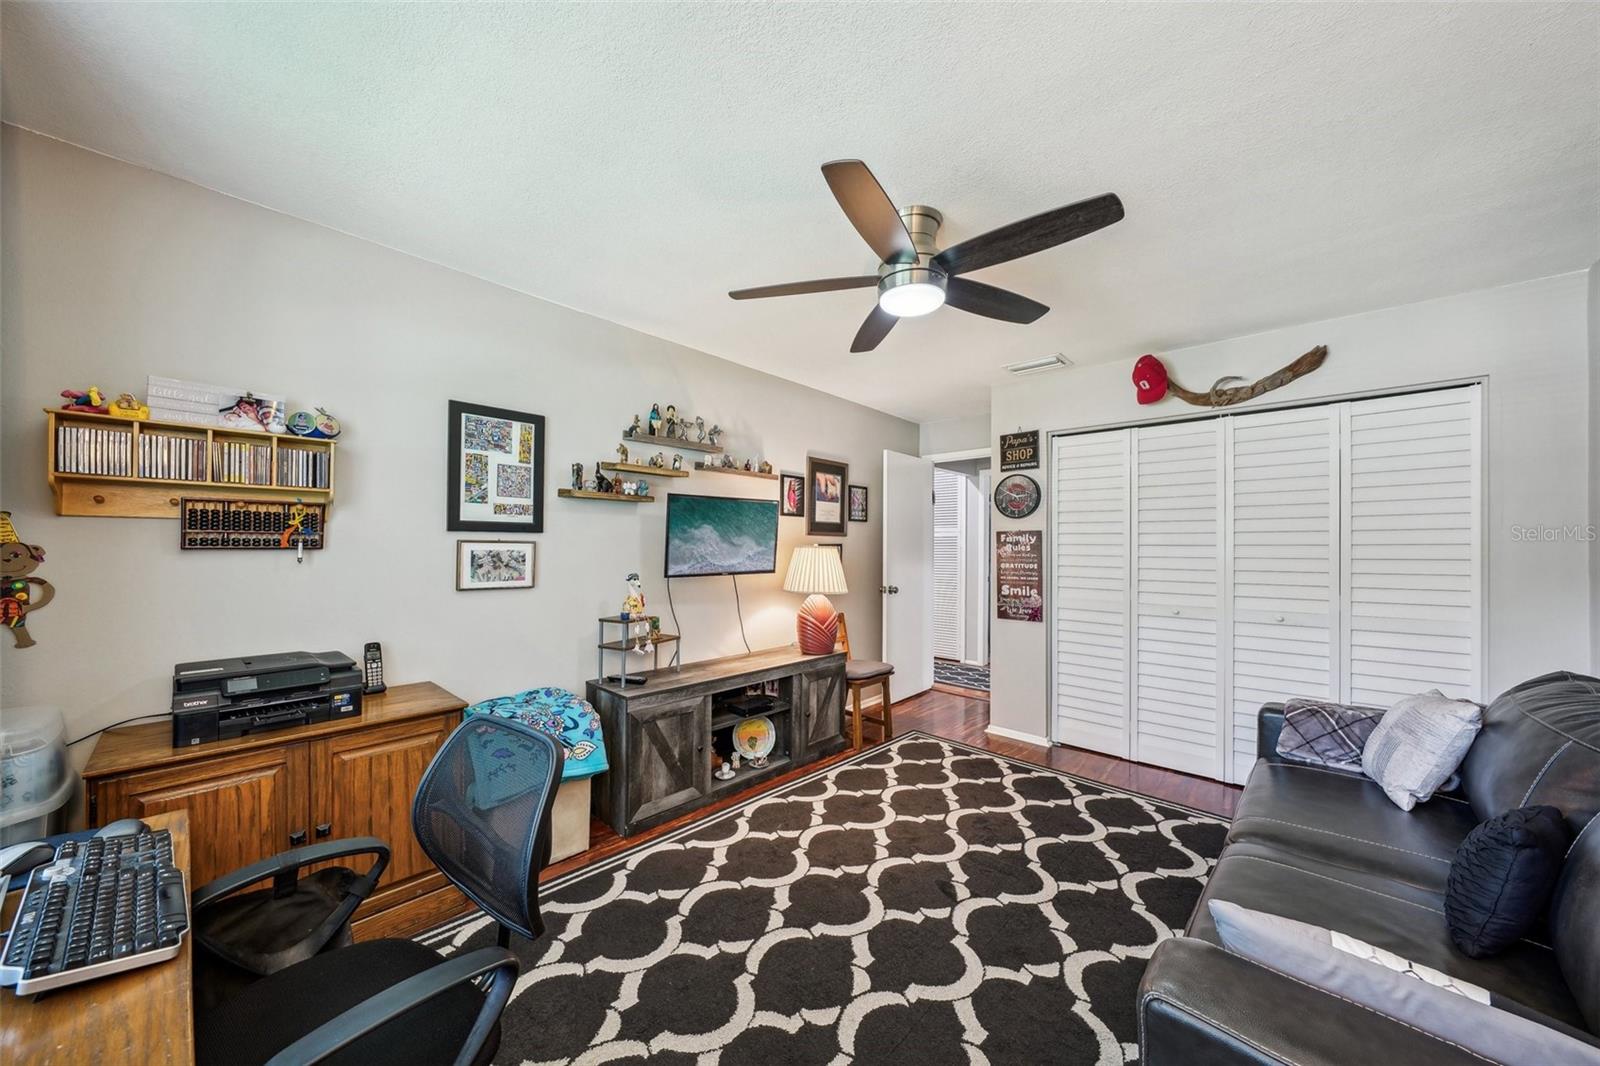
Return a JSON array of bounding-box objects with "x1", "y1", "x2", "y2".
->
[{"x1": 1004, "y1": 354, "x2": 1074, "y2": 376}]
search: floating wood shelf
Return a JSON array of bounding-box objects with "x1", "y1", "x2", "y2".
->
[
  {"x1": 624, "y1": 431, "x2": 723, "y2": 455},
  {"x1": 600, "y1": 461, "x2": 688, "y2": 478},
  {"x1": 694, "y1": 462, "x2": 778, "y2": 481},
  {"x1": 558, "y1": 488, "x2": 656, "y2": 503},
  {"x1": 45, "y1": 408, "x2": 335, "y2": 519}
]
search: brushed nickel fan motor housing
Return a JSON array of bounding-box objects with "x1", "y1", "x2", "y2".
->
[{"x1": 877, "y1": 205, "x2": 946, "y2": 303}]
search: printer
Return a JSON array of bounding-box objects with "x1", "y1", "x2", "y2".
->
[{"x1": 171, "y1": 650, "x2": 363, "y2": 747}]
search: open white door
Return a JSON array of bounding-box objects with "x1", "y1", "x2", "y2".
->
[{"x1": 883, "y1": 449, "x2": 934, "y2": 697}]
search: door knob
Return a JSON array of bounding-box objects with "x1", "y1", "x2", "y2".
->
[
  {"x1": 289, "y1": 830, "x2": 307, "y2": 846},
  {"x1": 1274, "y1": 615, "x2": 1286, "y2": 623},
  {"x1": 315, "y1": 823, "x2": 333, "y2": 838}
]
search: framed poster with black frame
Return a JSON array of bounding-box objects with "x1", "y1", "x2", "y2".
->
[
  {"x1": 447, "y1": 400, "x2": 546, "y2": 532},
  {"x1": 805, "y1": 457, "x2": 848, "y2": 537}
]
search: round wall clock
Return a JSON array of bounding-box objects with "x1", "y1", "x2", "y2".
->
[{"x1": 993, "y1": 473, "x2": 1042, "y2": 519}]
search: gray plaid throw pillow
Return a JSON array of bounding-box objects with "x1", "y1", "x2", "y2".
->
[{"x1": 1276, "y1": 697, "x2": 1384, "y2": 771}]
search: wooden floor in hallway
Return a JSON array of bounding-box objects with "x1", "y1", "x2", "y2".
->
[{"x1": 545, "y1": 684, "x2": 1239, "y2": 886}]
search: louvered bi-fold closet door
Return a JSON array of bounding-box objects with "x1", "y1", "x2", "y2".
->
[
  {"x1": 1131, "y1": 421, "x2": 1225, "y2": 777},
  {"x1": 932, "y1": 468, "x2": 965, "y2": 662},
  {"x1": 1051, "y1": 430, "x2": 1132, "y2": 758},
  {"x1": 1226, "y1": 407, "x2": 1340, "y2": 783},
  {"x1": 1341, "y1": 387, "x2": 1483, "y2": 706}
]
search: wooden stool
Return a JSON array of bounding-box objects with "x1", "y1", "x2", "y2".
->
[{"x1": 836, "y1": 613, "x2": 894, "y2": 747}]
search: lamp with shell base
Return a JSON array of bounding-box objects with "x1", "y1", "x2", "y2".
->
[{"x1": 784, "y1": 544, "x2": 848, "y2": 654}]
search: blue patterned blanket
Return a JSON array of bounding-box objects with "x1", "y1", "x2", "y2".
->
[{"x1": 464, "y1": 687, "x2": 608, "y2": 781}]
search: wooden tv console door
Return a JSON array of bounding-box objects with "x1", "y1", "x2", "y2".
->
[
  {"x1": 587, "y1": 647, "x2": 847, "y2": 837},
  {"x1": 81, "y1": 681, "x2": 473, "y2": 941}
]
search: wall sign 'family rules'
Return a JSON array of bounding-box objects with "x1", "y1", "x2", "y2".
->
[
  {"x1": 996, "y1": 529, "x2": 1043, "y2": 622},
  {"x1": 448, "y1": 400, "x2": 547, "y2": 533},
  {"x1": 1000, "y1": 430, "x2": 1039, "y2": 472}
]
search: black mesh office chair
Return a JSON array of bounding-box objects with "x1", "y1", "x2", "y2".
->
[{"x1": 193, "y1": 717, "x2": 565, "y2": 1066}]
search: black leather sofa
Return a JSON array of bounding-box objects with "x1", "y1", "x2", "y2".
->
[{"x1": 1138, "y1": 671, "x2": 1600, "y2": 1065}]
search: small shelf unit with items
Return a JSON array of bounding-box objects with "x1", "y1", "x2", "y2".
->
[
  {"x1": 46, "y1": 408, "x2": 335, "y2": 519},
  {"x1": 587, "y1": 647, "x2": 845, "y2": 836}
]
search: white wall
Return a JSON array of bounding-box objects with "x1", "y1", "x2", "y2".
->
[
  {"x1": 989, "y1": 272, "x2": 1593, "y2": 742},
  {"x1": 0, "y1": 128, "x2": 918, "y2": 761},
  {"x1": 1589, "y1": 261, "x2": 1600, "y2": 673},
  {"x1": 920, "y1": 413, "x2": 989, "y2": 457}
]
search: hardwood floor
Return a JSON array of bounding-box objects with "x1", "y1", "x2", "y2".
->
[{"x1": 542, "y1": 686, "x2": 1239, "y2": 885}]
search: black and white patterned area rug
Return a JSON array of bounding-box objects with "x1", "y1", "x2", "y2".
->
[
  {"x1": 933, "y1": 660, "x2": 990, "y2": 692},
  {"x1": 417, "y1": 732, "x2": 1228, "y2": 1065}
]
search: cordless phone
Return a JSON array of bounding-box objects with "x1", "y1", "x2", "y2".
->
[{"x1": 362, "y1": 642, "x2": 387, "y2": 694}]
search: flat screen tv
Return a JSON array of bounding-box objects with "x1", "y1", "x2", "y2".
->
[{"x1": 664, "y1": 493, "x2": 779, "y2": 578}]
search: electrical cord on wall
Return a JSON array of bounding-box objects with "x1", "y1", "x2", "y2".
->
[
  {"x1": 665, "y1": 576, "x2": 683, "y2": 668},
  {"x1": 67, "y1": 713, "x2": 169, "y2": 747},
  {"x1": 730, "y1": 574, "x2": 752, "y2": 654}
]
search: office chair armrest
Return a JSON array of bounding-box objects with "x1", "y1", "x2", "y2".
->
[
  {"x1": 262, "y1": 946, "x2": 519, "y2": 1066},
  {"x1": 192, "y1": 837, "x2": 390, "y2": 910}
]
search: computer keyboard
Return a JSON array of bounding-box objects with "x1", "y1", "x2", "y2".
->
[{"x1": 0, "y1": 829, "x2": 189, "y2": 995}]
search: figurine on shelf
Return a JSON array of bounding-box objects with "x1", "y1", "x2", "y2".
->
[
  {"x1": 757, "y1": 459, "x2": 773, "y2": 475},
  {"x1": 707, "y1": 424, "x2": 724, "y2": 447},
  {"x1": 721, "y1": 454, "x2": 738, "y2": 469},
  {"x1": 571, "y1": 463, "x2": 584, "y2": 490},
  {"x1": 595, "y1": 465, "x2": 613, "y2": 494},
  {"x1": 60, "y1": 387, "x2": 109, "y2": 414},
  {"x1": 671, "y1": 453, "x2": 684, "y2": 471},
  {"x1": 647, "y1": 403, "x2": 662, "y2": 437},
  {"x1": 635, "y1": 477, "x2": 650, "y2": 496},
  {"x1": 105, "y1": 393, "x2": 151, "y2": 420},
  {"x1": 621, "y1": 572, "x2": 646, "y2": 619},
  {"x1": 715, "y1": 757, "x2": 735, "y2": 781},
  {"x1": 664, "y1": 404, "x2": 678, "y2": 437},
  {"x1": 646, "y1": 452, "x2": 663, "y2": 469},
  {"x1": 744, "y1": 458, "x2": 754, "y2": 472},
  {"x1": 731, "y1": 752, "x2": 742, "y2": 772},
  {"x1": 625, "y1": 414, "x2": 641, "y2": 439},
  {"x1": 616, "y1": 442, "x2": 629, "y2": 464},
  {"x1": 695, "y1": 416, "x2": 707, "y2": 442}
]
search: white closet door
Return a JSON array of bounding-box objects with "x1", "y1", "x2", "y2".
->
[
  {"x1": 1342, "y1": 387, "x2": 1483, "y2": 705},
  {"x1": 1051, "y1": 430, "x2": 1132, "y2": 757},
  {"x1": 1132, "y1": 421, "x2": 1224, "y2": 777},
  {"x1": 1226, "y1": 407, "x2": 1340, "y2": 783},
  {"x1": 932, "y1": 468, "x2": 965, "y2": 661}
]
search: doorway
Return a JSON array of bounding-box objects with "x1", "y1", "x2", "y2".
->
[{"x1": 931, "y1": 456, "x2": 990, "y2": 694}]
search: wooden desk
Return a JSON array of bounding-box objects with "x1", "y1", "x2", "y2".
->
[
  {"x1": 0, "y1": 810, "x2": 194, "y2": 1066},
  {"x1": 82, "y1": 682, "x2": 473, "y2": 940}
]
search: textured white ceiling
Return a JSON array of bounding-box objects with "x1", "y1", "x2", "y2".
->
[{"x1": 4, "y1": 3, "x2": 1597, "y2": 422}]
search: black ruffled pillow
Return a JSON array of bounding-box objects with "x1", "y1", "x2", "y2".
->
[{"x1": 1445, "y1": 805, "x2": 1568, "y2": 958}]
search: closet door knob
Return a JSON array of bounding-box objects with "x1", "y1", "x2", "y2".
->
[
  {"x1": 1171, "y1": 609, "x2": 1181, "y2": 616},
  {"x1": 315, "y1": 823, "x2": 333, "y2": 838},
  {"x1": 289, "y1": 830, "x2": 307, "y2": 847},
  {"x1": 1274, "y1": 615, "x2": 1286, "y2": 623}
]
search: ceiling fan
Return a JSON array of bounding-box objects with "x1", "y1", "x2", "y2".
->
[{"x1": 729, "y1": 159, "x2": 1124, "y2": 353}]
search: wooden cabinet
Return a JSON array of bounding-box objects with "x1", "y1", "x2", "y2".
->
[
  {"x1": 83, "y1": 682, "x2": 469, "y2": 939},
  {"x1": 590, "y1": 648, "x2": 846, "y2": 837}
]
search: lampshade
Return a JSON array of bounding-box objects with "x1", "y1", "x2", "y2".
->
[{"x1": 783, "y1": 545, "x2": 848, "y2": 596}]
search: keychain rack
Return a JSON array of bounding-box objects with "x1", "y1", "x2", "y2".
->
[{"x1": 179, "y1": 497, "x2": 326, "y2": 552}]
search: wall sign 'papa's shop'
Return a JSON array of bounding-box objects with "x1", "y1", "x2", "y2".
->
[{"x1": 1000, "y1": 430, "x2": 1039, "y2": 472}]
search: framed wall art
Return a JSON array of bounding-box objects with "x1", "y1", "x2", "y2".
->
[
  {"x1": 448, "y1": 400, "x2": 546, "y2": 532},
  {"x1": 847, "y1": 484, "x2": 868, "y2": 522},
  {"x1": 805, "y1": 456, "x2": 848, "y2": 537},
  {"x1": 456, "y1": 539, "x2": 536, "y2": 590},
  {"x1": 780, "y1": 473, "x2": 805, "y2": 518}
]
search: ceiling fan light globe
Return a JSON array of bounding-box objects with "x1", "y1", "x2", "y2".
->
[{"x1": 878, "y1": 281, "x2": 946, "y2": 318}]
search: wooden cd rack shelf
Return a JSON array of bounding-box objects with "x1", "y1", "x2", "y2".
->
[{"x1": 46, "y1": 408, "x2": 336, "y2": 519}]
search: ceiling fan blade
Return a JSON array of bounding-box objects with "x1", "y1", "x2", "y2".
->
[
  {"x1": 933, "y1": 193, "x2": 1124, "y2": 277},
  {"x1": 822, "y1": 160, "x2": 917, "y2": 265},
  {"x1": 850, "y1": 305, "x2": 897, "y2": 353},
  {"x1": 729, "y1": 275, "x2": 879, "y2": 300},
  {"x1": 943, "y1": 277, "x2": 1050, "y2": 324}
]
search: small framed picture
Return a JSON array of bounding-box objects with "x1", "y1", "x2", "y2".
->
[
  {"x1": 806, "y1": 456, "x2": 849, "y2": 537},
  {"x1": 456, "y1": 539, "x2": 536, "y2": 590},
  {"x1": 448, "y1": 400, "x2": 546, "y2": 533},
  {"x1": 848, "y1": 484, "x2": 869, "y2": 523},
  {"x1": 780, "y1": 473, "x2": 805, "y2": 517}
]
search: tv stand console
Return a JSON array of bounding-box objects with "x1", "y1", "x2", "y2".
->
[{"x1": 587, "y1": 647, "x2": 847, "y2": 836}]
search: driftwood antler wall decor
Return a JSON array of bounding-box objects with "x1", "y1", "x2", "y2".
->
[{"x1": 1132, "y1": 345, "x2": 1328, "y2": 408}]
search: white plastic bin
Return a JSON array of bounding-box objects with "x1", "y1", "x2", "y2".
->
[{"x1": 1, "y1": 706, "x2": 75, "y2": 845}]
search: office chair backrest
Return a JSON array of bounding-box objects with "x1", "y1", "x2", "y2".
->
[{"x1": 411, "y1": 716, "x2": 565, "y2": 942}]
